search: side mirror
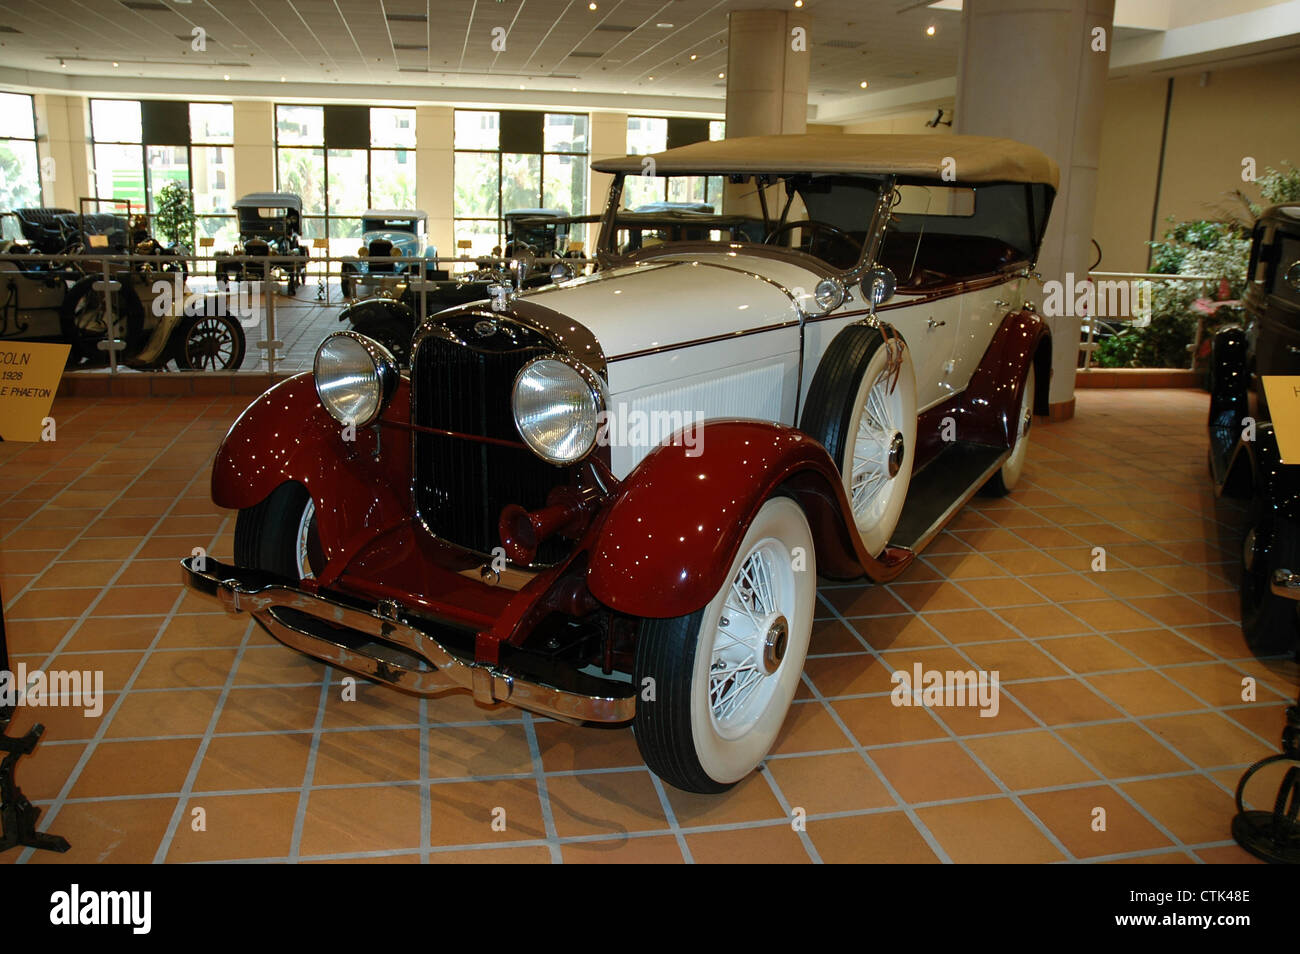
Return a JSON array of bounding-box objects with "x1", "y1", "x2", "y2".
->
[
  {"x1": 1286, "y1": 260, "x2": 1300, "y2": 292},
  {"x1": 862, "y1": 266, "x2": 897, "y2": 314}
]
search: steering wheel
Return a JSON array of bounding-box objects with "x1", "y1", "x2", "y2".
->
[{"x1": 764, "y1": 219, "x2": 858, "y2": 264}]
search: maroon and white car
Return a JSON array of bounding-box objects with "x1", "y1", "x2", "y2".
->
[{"x1": 183, "y1": 134, "x2": 1057, "y2": 793}]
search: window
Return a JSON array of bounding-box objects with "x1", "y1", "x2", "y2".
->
[
  {"x1": 274, "y1": 105, "x2": 417, "y2": 256},
  {"x1": 624, "y1": 117, "x2": 725, "y2": 210},
  {"x1": 88, "y1": 99, "x2": 236, "y2": 248},
  {"x1": 453, "y1": 110, "x2": 589, "y2": 258},
  {"x1": 0, "y1": 92, "x2": 42, "y2": 214}
]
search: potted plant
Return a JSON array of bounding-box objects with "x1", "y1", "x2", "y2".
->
[{"x1": 154, "y1": 181, "x2": 195, "y2": 252}]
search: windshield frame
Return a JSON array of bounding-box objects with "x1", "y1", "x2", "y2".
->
[{"x1": 597, "y1": 171, "x2": 897, "y2": 283}]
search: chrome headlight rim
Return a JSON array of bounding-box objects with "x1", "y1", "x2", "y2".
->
[
  {"x1": 511, "y1": 354, "x2": 607, "y2": 465},
  {"x1": 313, "y1": 330, "x2": 400, "y2": 429},
  {"x1": 812, "y1": 276, "x2": 846, "y2": 313}
]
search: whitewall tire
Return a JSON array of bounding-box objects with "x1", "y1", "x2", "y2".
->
[
  {"x1": 982, "y1": 365, "x2": 1035, "y2": 497},
  {"x1": 633, "y1": 496, "x2": 817, "y2": 793}
]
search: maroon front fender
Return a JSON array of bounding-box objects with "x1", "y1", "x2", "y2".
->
[
  {"x1": 211, "y1": 373, "x2": 413, "y2": 566},
  {"x1": 586, "y1": 420, "x2": 912, "y2": 619}
]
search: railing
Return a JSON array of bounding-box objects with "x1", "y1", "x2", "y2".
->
[
  {"x1": 0, "y1": 249, "x2": 583, "y2": 375},
  {"x1": 1076, "y1": 270, "x2": 1225, "y2": 372}
]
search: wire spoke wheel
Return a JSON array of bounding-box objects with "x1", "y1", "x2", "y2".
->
[{"x1": 185, "y1": 316, "x2": 236, "y2": 370}]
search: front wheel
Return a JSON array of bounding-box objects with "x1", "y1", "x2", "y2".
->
[
  {"x1": 633, "y1": 496, "x2": 816, "y2": 793},
  {"x1": 1240, "y1": 495, "x2": 1300, "y2": 656},
  {"x1": 234, "y1": 482, "x2": 325, "y2": 581}
]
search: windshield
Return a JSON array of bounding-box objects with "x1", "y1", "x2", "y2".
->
[{"x1": 604, "y1": 172, "x2": 888, "y2": 271}]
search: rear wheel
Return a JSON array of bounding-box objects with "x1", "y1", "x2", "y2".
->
[
  {"x1": 982, "y1": 365, "x2": 1035, "y2": 497},
  {"x1": 180, "y1": 313, "x2": 246, "y2": 371},
  {"x1": 234, "y1": 482, "x2": 325, "y2": 581},
  {"x1": 633, "y1": 496, "x2": 816, "y2": 793},
  {"x1": 59, "y1": 275, "x2": 145, "y2": 363}
]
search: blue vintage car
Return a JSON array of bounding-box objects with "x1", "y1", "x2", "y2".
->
[{"x1": 340, "y1": 209, "x2": 441, "y2": 298}]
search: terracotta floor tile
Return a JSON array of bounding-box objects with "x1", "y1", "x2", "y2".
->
[
  {"x1": 920, "y1": 609, "x2": 1020, "y2": 644},
  {"x1": 1108, "y1": 629, "x2": 1215, "y2": 666},
  {"x1": 933, "y1": 693, "x2": 1038, "y2": 735},
  {"x1": 5, "y1": 618, "x2": 72, "y2": 653},
  {"x1": 92, "y1": 585, "x2": 183, "y2": 617},
  {"x1": 1054, "y1": 722, "x2": 1190, "y2": 778},
  {"x1": 843, "y1": 614, "x2": 938, "y2": 650},
  {"x1": 868, "y1": 740, "x2": 1000, "y2": 803},
  {"x1": 233, "y1": 644, "x2": 329, "y2": 685},
  {"x1": 1128, "y1": 594, "x2": 1232, "y2": 627},
  {"x1": 132, "y1": 648, "x2": 239, "y2": 689},
  {"x1": 215, "y1": 684, "x2": 328, "y2": 734},
  {"x1": 1142, "y1": 713, "x2": 1273, "y2": 769},
  {"x1": 430, "y1": 846, "x2": 553, "y2": 863},
  {"x1": 890, "y1": 580, "x2": 981, "y2": 612},
  {"x1": 321, "y1": 679, "x2": 425, "y2": 728},
  {"x1": 69, "y1": 737, "x2": 201, "y2": 798},
  {"x1": 832, "y1": 694, "x2": 946, "y2": 747},
  {"x1": 32, "y1": 560, "x2": 122, "y2": 589},
  {"x1": 193, "y1": 733, "x2": 311, "y2": 791},
  {"x1": 767, "y1": 752, "x2": 894, "y2": 813},
  {"x1": 28, "y1": 797, "x2": 177, "y2": 865},
  {"x1": 546, "y1": 770, "x2": 668, "y2": 838},
  {"x1": 561, "y1": 835, "x2": 684, "y2": 863},
  {"x1": 41, "y1": 649, "x2": 145, "y2": 692},
  {"x1": 425, "y1": 723, "x2": 536, "y2": 778},
  {"x1": 802, "y1": 652, "x2": 895, "y2": 697},
  {"x1": 770, "y1": 698, "x2": 855, "y2": 753},
  {"x1": 1120, "y1": 775, "x2": 1238, "y2": 846},
  {"x1": 1025, "y1": 573, "x2": 1110, "y2": 602},
  {"x1": 995, "y1": 604, "x2": 1092, "y2": 637},
  {"x1": 917, "y1": 798, "x2": 1065, "y2": 863},
  {"x1": 821, "y1": 586, "x2": 909, "y2": 617},
  {"x1": 983, "y1": 549, "x2": 1071, "y2": 576},
  {"x1": 427, "y1": 778, "x2": 547, "y2": 847},
  {"x1": 1084, "y1": 670, "x2": 1205, "y2": 717},
  {"x1": 958, "y1": 578, "x2": 1050, "y2": 608},
  {"x1": 155, "y1": 613, "x2": 250, "y2": 649},
  {"x1": 1195, "y1": 844, "x2": 1267, "y2": 864},
  {"x1": 923, "y1": 552, "x2": 1009, "y2": 580},
  {"x1": 299, "y1": 784, "x2": 423, "y2": 856},
  {"x1": 1063, "y1": 599, "x2": 1160, "y2": 633},
  {"x1": 967, "y1": 730, "x2": 1099, "y2": 790},
  {"x1": 806, "y1": 811, "x2": 940, "y2": 863},
  {"x1": 808, "y1": 618, "x2": 870, "y2": 654},
  {"x1": 1163, "y1": 662, "x2": 1290, "y2": 708},
  {"x1": 105, "y1": 688, "x2": 222, "y2": 739},
  {"x1": 312, "y1": 728, "x2": 423, "y2": 785},
  {"x1": 1035, "y1": 635, "x2": 1145, "y2": 673},
  {"x1": 534, "y1": 722, "x2": 643, "y2": 773},
  {"x1": 951, "y1": 527, "x2": 1034, "y2": 551},
  {"x1": 1020, "y1": 785, "x2": 1173, "y2": 859},
  {"x1": 7, "y1": 587, "x2": 99, "y2": 620},
  {"x1": 961, "y1": 639, "x2": 1067, "y2": 681},
  {"x1": 685, "y1": 824, "x2": 813, "y2": 863},
  {"x1": 1222, "y1": 703, "x2": 1291, "y2": 747},
  {"x1": 166, "y1": 792, "x2": 300, "y2": 862}
]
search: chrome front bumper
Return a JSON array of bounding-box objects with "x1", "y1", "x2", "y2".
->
[{"x1": 180, "y1": 556, "x2": 635, "y2": 724}]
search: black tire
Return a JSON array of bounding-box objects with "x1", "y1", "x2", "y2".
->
[
  {"x1": 799, "y1": 322, "x2": 916, "y2": 556},
  {"x1": 179, "y1": 312, "x2": 246, "y2": 371},
  {"x1": 981, "y1": 364, "x2": 1036, "y2": 498},
  {"x1": 634, "y1": 609, "x2": 728, "y2": 794},
  {"x1": 59, "y1": 274, "x2": 145, "y2": 362},
  {"x1": 1240, "y1": 494, "x2": 1300, "y2": 656},
  {"x1": 234, "y1": 482, "x2": 324, "y2": 581},
  {"x1": 352, "y1": 315, "x2": 413, "y2": 368}
]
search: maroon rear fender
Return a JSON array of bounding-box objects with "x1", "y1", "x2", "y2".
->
[
  {"x1": 211, "y1": 373, "x2": 413, "y2": 564},
  {"x1": 586, "y1": 420, "x2": 913, "y2": 619}
]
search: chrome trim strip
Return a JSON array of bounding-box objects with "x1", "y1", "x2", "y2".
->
[{"x1": 181, "y1": 557, "x2": 635, "y2": 724}]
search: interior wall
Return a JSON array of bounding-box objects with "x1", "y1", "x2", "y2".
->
[
  {"x1": 840, "y1": 107, "x2": 955, "y2": 135},
  {"x1": 1092, "y1": 55, "x2": 1300, "y2": 272}
]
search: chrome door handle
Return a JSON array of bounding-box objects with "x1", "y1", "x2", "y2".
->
[
  {"x1": 927, "y1": 318, "x2": 946, "y2": 329},
  {"x1": 993, "y1": 298, "x2": 1010, "y2": 308}
]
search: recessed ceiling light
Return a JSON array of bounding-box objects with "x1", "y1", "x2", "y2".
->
[
  {"x1": 112, "y1": 61, "x2": 119, "y2": 67},
  {"x1": 647, "y1": 75, "x2": 653, "y2": 80},
  {"x1": 588, "y1": 2, "x2": 597, "y2": 8},
  {"x1": 656, "y1": 22, "x2": 673, "y2": 28},
  {"x1": 519, "y1": 84, "x2": 525, "y2": 89},
  {"x1": 280, "y1": 75, "x2": 286, "y2": 82},
  {"x1": 223, "y1": 73, "x2": 230, "y2": 80},
  {"x1": 717, "y1": 71, "x2": 725, "y2": 79},
  {"x1": 59, "y1": 58, "x2": 66, "y2": 68},
  {"x1": 859, "y1": 80, "x2": 868, "y2": 88},
  {"x1": 690, "y1": 54, "x2": 697, "y2": 60},
  {"x1": 794, "y1": 0, "x2": 803, "y2": 6},
  {"x1": 926, "y1": 24, "x2": 936, "y2": 36}
]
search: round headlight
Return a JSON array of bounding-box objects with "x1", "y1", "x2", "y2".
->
[
  {"x1": 814, "y1": 277, "x2": 845, "y2": 312},
  {"x1": 512, "y1": 357, "x2": 604, "y2": 464},
  {"x1": 549, "y1": 261, "x2": 575, "y2": 283},
  {"x1": 314, "y1": 331, "x2": 399, "y2": 428}
]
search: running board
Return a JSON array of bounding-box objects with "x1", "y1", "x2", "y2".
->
[{"x1": 889, "y1": 442, "x2": 1008, "y2": 553}]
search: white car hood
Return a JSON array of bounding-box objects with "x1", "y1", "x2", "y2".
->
[{"x1": 520, "y1": 252, "x2": 827, "y2": 361}]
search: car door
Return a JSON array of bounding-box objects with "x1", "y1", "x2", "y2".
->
[{"x1": 946, "y1": 277, "x2": 1020, "y2": 394}]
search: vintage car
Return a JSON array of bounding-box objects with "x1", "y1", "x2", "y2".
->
[
  {"x1": 1, "y1": 210, "x2": 241, "y2": 370},
  {"x1": 339, "y1": 209, "x2": 442, "y2": 299},
  {"x1": 215, "y1": 193, "x2": 309, "y2": 295},
  {"x1": 1208, "y1": 202, "x2": 1300, "y2": 655},
  {"x1": 182, "y1": 133, "x2": 1055, "y2": 793}
]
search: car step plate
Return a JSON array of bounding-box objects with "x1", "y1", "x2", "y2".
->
[{"x1": 889, "y1": 441, "x2": 1008, "y2": 554}]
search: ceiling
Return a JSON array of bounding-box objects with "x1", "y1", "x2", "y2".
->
[{"x1": 0, "y1": 0, "x2": 966, "y2": 106}]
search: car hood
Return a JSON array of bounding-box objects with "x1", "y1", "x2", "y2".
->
[
  {"x1": 520, "y1": 251, "x2": 827, "y2": 361},
  {"x1": 364, "y1": 231, "x2": 420, "y2": 253}
]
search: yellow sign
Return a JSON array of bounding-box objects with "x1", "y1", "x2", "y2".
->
[
  {"x1": 0, "y1": 341, "x2": 69, "y2": 442},
  {"x1": 1262, "y1": 375, "x2": 1300, "y2": 464}
]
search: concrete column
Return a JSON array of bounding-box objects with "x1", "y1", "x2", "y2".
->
[
  {"x1": 416, "y1": 105, "x2": 454, "y2": 265},
  {"x1": 232, "y1": 100, "x2": 275, "y2": 196},
  {"x1": 955, "y1": 0, "x2": 1115, "y2": 421},
  {"x1": 724, "y1": 9, "x2": 810, "y2": 137},
  {"x1": 34, "y1": 95, "x2": 92, "y2": 209}
]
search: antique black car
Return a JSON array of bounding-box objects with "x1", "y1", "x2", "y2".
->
[
  {"x1": 215, "y1": 193, "x2": 309, "y2": 295},
  {"x1": 1208, "y1": 202, "x2": 1300, "y2": 654}
]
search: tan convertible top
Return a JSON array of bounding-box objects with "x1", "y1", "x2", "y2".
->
[{"x1": 592, "y1": 133, "x2": 1059, "y2": 190}]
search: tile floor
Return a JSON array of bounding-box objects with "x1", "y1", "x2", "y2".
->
[{"x1": 1, "y1": 388, "x2": 1296, "y2": 864}]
